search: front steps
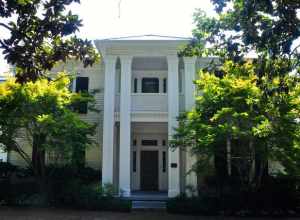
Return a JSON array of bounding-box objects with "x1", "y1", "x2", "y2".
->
[{"x1": 129, "y1": 191, "x2": 168, "y2": 210}]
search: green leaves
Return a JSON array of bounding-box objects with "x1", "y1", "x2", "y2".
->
[
  {"x1": 0, "y1": 73, "x2": 96, "y2": 166},
  {"x1": 171, "y1": 60, "x2": 300, "y2": 178},
  {"x1": 0, "y1": 0, "x2": 99, "y2": 83}
]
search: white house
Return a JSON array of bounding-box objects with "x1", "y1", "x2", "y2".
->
[
  {"x1": 8, "y1": 35, "x2": 214, "y2": 198},
  {"x1": 95, "y1": 35, "x2": 205, "y2": 198}
]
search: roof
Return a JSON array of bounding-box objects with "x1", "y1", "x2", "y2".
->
[{"x1": 100, "y1": 34, "x2": 192, "y2": 41}]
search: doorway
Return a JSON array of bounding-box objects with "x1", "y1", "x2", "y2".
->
[{"x1": 140, "y1": 151, "x2": 159, "y2": 191}]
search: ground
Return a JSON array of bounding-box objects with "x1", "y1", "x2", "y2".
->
[{"x1": 0, "y1": 208, "x2": 296, "y2": 220}]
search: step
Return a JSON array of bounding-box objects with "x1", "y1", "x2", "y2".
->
[
  {"x1": 129, "y1": 191, "x2": 168, "y2": 201},
  {"x1": 132, "y1": 200, "x2": 166, "y2": 210},
  {"x1": 130, "y1": 195, "x2": 168, "y2": 201}
]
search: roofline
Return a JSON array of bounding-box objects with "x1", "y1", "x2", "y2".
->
[{"x1": 95, "y1": 34, "x2": 193, "y2": 42}]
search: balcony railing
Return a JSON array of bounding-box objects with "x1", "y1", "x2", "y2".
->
[
  {"x1": 115, "y1": 93, "x2": 168, "y2": 112},
  {"x1": 115, "y1": 93, "x2": 185, "y2": 112}
]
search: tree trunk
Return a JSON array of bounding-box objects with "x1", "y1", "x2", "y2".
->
[
  {"x1": 249, "y1": 139, "x2": 255, "y2": 184},
  {"x1": 226, "y1": 136, "x2": 232, "y2": 176},
  {"x1": 32, "y1": 134, "x2": 46, "y2": 193}
]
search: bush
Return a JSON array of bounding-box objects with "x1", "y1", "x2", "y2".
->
[
  {"x1": 0, "y1": 164, "x2": 130, "y2": 212},
  {"x1": 49, "y1": 181, "x2": 131, "y2": 212},
  {"x1": 167, "y1": 194, "x2": 219, "y2": 215},
  {"x1": 45, "y1": 165, "x2": 101, "y2": 183},
  {"x1": 167, "y1": 175, "x2": 300, "y2": 216}
]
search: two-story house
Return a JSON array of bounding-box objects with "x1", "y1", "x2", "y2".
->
[{"x1": 8, "y1": 35, "x2": 212, "y2": 198}]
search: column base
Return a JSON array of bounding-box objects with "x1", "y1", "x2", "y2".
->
[{"x1": 168, "y1": 189, "x2": 180, "y2": 198}]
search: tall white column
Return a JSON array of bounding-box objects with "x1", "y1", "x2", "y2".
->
[
  {"x1": 119, "y1": 55, "x2": 132, "y2": 197},
  {"x1": 167, "y1": 55, "x2": 180, "y2": 198},
  {"x1": 183, "y1": 57, "x2": 198, "y2": 196},
  {"x1": 102, "y1": 56, "x2": 117, "y2": 185}
]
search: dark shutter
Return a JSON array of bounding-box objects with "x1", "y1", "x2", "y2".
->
[
  {"x1": 163, "y1": 78, "x2": 167, "y2": 93},
  {"x1": 162, "y1": 151, "x2": 166, "y2": 172},
  {"x1": 75, "y1": 77, "x2": 89, "y2": 114},
  {"x1": 134, "y1": 78, "x2": 138, "y2": 93}
]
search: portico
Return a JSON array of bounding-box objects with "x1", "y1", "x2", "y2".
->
[{"x1": 95, "y1": 35, "x2": 198, "y2": 198}]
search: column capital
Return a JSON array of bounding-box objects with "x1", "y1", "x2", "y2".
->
[
  {"x1": 167, "y1": 55, "x2": 179, "y2": 64},
  {"x1": 120, "y1": 55, "x2": 133, "y2": 64},
  {"x1": 183, "y1": 56, "x2": 197, "y2": 65},
  {"x1": 103, "y1": 55, "x2": 117, "y2": 61}
]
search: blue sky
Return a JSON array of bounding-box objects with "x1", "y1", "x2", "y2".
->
[{"x1": 0, "y1": 0, "x2": 215, "y2": 73}]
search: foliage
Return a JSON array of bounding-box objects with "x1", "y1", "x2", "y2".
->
[
  {"x1": 170, "y1": 61, "x2": 300, "y2": 189},
  {"x1": 209, "y1": 0, "x2": 300, "y2": 58},
  {"x1": 182, "y1": 1, "x2": 300, "y2": 63},
  {"x1": 0, "y1": 164, "x2": 131, "y2": 212},
  {"x1": 48, "y1": 180, "x2": 130, "y2": 211},
  {"x1": 0, "y1": 73, "x2": 96, "y2": 185},
  {"x1": 167, "y1": 194, "x2": 219, "y2": 215},
  {"x1": 174, "y1": 0, "x2": 300, "y2": 194},
  {"x1": 46, "y1": 164, "x2": 101, "y2": 183},
  {"x1": 167, "y1": 176, "x2": 300, "y2": 216},
  {"x1": 0, "y1": 0, "x2": 99, "y2": 83}
]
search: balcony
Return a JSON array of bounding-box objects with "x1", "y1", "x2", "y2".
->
[{"x1": 115, "y1": 93, "x2": 168, "y2": 112}]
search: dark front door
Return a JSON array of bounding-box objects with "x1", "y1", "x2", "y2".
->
[{"x1": 140, "y1": 151, "x2": 159, "y2": 191}]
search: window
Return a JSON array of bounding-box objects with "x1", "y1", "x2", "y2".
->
[
  {"x1": 133, "y1": 139, "x2": 137, "y2": 146},
  {"x1": 142, "y1": 78, "x2": 159, "y2": 93},
  {"x1": 134, "y1": 78, "x2": 138, "y2": 93},
  {"x1": 163, "y1": 78, "x2": 167, "y2": 93},
  {"x1": 74, "y1": 77, "x2": 89, "y2": 114},
  {"x1": 141, "y1": 140, "x2": 158, "y2": 146},
  {"x1": 162, "y1": 140, "x2": 166, "y2": 146}
]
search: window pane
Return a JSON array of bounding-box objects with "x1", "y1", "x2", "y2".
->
[
  {"x1": 76, "y1": 77, "x2": 89, "y2": 92},
  {"x1": 141, "y1": 140, "x2": 158, "y2": 146},
  {"x1": 142, "y1": 78, "x2": 159, "y2": 93}
]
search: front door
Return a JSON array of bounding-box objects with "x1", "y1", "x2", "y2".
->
[{"x1": 140, "y1": 151, "x2": 159, "y2": 191}]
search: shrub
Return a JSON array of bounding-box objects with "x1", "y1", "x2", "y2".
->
[
  {"x1": 48, "y1": 180, "x2": 131, "y2": 212},
  {"x1": 167, "y1": 175, "x2": 300, "y2": 216},
  {"x1": 167, "y1": 194, "x2": 219, "y2": 215}
]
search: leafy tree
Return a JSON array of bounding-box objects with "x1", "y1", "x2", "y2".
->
[
  {"x1": 174, "y1": 1, "x2": 300, "y2": 190},
  {"x1": 170, "y1": 61, "x2": 300, "y2": 191},
  {"x1": 0, "y1": 0, "x2": 99, "y2": 83},
  {"x1": 0, "y1": 73, "x2": 96, "y2": 189}
]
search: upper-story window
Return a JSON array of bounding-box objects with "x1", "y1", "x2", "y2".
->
[
  {"x1": 74, "y1": 76, "x2": 89, "y2": 114},
  {"x1": 142, "y1": 77, "x2": 159, "y2": 93}
]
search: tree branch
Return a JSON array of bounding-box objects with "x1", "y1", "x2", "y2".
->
[{"x1": 0, "y1": 22, "x2": 13, "y2": 32}]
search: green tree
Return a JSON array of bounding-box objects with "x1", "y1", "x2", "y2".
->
[
  {"x1": 171, "y1": 61, "x2": 300, "y2": 191},
  {"x1": 0, "y1": 0, "x2": 99, "y2": 83},
  {"x1": 0, "y1": 73, "x2": 96, "y2": 189},
  {"x1": 173, "y1": 1, "x2": 300, "y2": 190}
]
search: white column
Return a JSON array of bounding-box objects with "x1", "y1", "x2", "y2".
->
[
  {"x1": 183, "y1": 57, "x2": 198, "y2": 196},
  {"x1": 102, "y1": 56, "x2": 117, "y2": 185},
  {"x1": 119, "y1": 55, "x2": 132, "y2": 197},
  {"x1": 167, "y1": 55, "x2": 180, "y2": 198}
]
